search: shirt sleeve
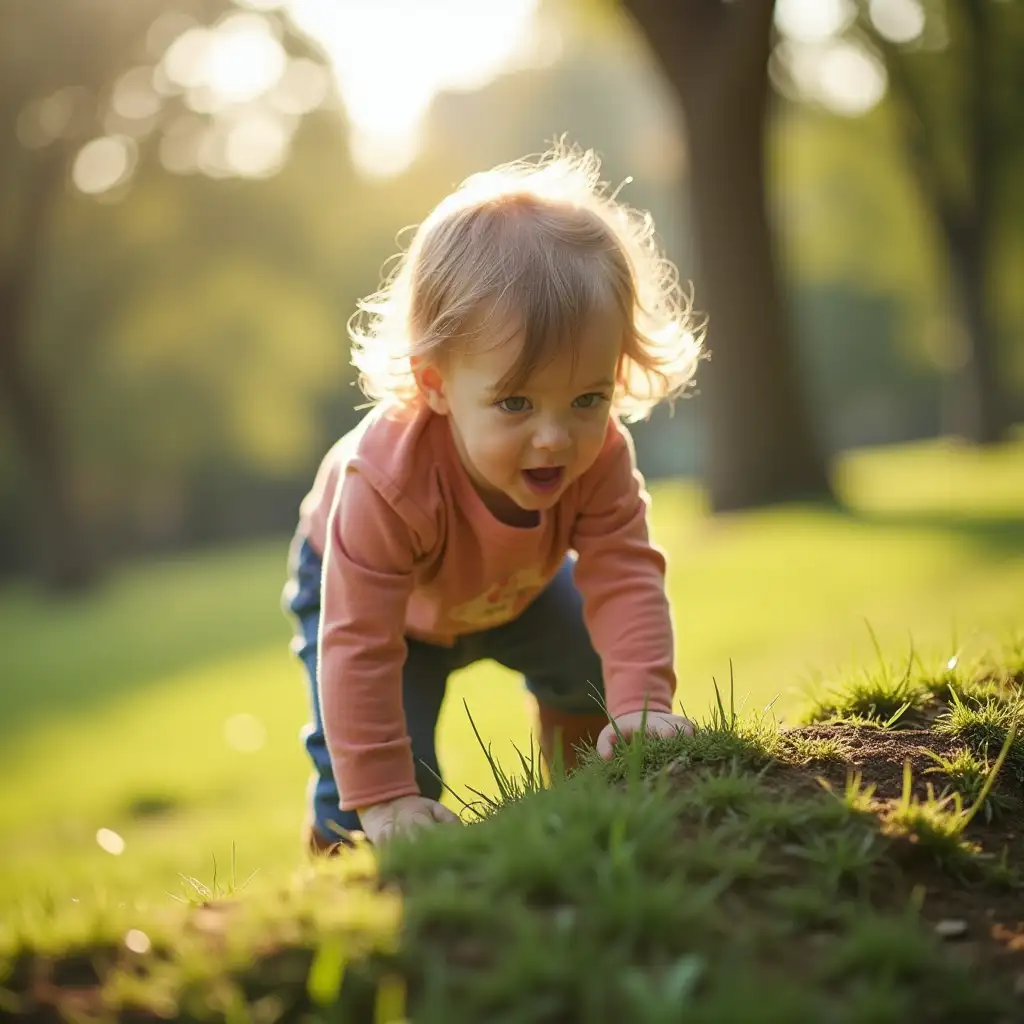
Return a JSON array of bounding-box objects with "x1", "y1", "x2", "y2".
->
[
  {"x1": 318, "y1": 466, "x2": 420, "y2": 811},
  {"x1": 571, "y1": 424, "x2": 676, "y2": 719}
]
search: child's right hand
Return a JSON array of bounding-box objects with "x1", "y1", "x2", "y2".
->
[{"x1": 358, "y1": 794, "x2": 461, "y2": 845}]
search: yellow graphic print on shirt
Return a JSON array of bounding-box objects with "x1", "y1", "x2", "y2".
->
[{"x1": 448, "y1": 567, "x2": 548, "y2": 629}]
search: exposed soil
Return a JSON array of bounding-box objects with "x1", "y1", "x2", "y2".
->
[{"x1": 769, "y1": 724, "x2": 1024, "y2": 1002}]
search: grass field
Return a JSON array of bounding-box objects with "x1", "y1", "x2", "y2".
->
[
  {"x1": 3, "y1": 616, "x2": 1023, "y2": 1020},
  {"x1": 0, "y1": 436, "x2": 1021, "y2": 923}
]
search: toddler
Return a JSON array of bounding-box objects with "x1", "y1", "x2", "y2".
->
[{"x1": 283, "y1": 144, "x2": 702, "y2": 851}]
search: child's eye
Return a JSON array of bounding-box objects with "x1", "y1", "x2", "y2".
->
[
  {"x1": 573, "y1": 392, "x2": 608, "y2": 410},
  {"x1": 495, "y1": 396, "x2": 531, "y2": 414}
]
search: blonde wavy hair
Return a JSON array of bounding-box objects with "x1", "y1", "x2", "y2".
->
[{"x1": 349, "y1": 142, "x2": 703, "y2": 422}]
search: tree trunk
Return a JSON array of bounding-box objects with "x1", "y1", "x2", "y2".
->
[
  {"x1": 943, "y1": 217, "x2": 1004, "y2": 444},
  {"x1": 879, "y1": 0, "x2": 1007, "y2": 445},
  {"x1": 687, "y1": 88, "x2": 832, "y2": 508},
  {"x1": 950, "y1": 0, "x2": 1006, "y2": 444},
  {"x1": 622, "y1": 0, "x2": 833, "y2": 510},
  {"x1": 0, "y1": 149, "x2": 96, "y2": 590}
]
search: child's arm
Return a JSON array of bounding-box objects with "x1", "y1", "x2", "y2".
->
[
  {"x1": 571, "y1": 424, "x2": 676, "y2": 720},
  {"x1": 318, "y1": 467, "x2": 424, "y2": 813}
]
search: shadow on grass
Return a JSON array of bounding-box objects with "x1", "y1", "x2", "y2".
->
[
  {"x1": 838, "y1": 508, "x2": 1024, "y2": 557},
  {"x1": 0, "y1": 540, "x2": 291, "y2": 741}
]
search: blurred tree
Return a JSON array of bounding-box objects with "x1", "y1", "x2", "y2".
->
[
  {"x1": 851, "y1": 0, "x2": 1022, "y2": 444},
  {"x1": 620, "y1": 0, "x2": 835, "y2": 511},
  {"x1": 0, "y1": 0, "x2": 328, "y2": 588}
]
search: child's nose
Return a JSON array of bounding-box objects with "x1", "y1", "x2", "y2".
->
[{"x1": 533, "y1": 422, "x2": 572, "y2": 452}]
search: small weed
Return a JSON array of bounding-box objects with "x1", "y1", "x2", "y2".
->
[
  {"x1": 742, "y1": 796, "x2": 828, "y2": 841},
  {"x1": 884, "y1": 732, "x2": 1016, "y2": 874},
  {"x1": 686, "y1": 763, "x2": 766, "y2": 820},
  {"x1": 934, "y1": 688, "x2": 1024, "y2": 773},
  {"x1": 802, "y1": 629, "x2": 929, "y2": 727},
  {"x1": 915, "y1": 649, "x2": 1001, "y2": 706},
  {"x1": 168, "y1": 842, "x2": 258, "y2": 906},
  {"x1": 779, "y1": 735, "x2": 846, "y2": 764},
  {"x1": 884, "y1": 787, "x2": 978, "y2": 873},
  {"x1": 824, "y1": 771, "x2": 878, "y2": 815},
  {"x1": 444, "y1": 700, "x2": 548, "y2": 820},
  {"x1": 920, "y1": 746, "x2": 1015, "y2": 823},
  {"x1": 684, "y1": 832, "x2": 774, "y2": 884},
  {"x1": 787, "y1": 827, "x2": 881, "y2": 896}
]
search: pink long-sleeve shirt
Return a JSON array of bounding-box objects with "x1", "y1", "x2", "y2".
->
[{"x1": 298, "y1": 400, "x2": 676, "y2": 810}]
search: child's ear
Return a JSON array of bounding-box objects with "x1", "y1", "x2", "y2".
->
[{"x1": 413, "y1": 359, "x2": 450, "y2": 415}]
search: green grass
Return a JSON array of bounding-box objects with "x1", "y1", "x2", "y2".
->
[{"x1": 2, "y1": 657, "x2": 1021, "y2": 1022}]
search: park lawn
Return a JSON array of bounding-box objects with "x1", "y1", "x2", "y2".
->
[
  {"x1": 0, "y1": 436, "x2": 1021, "y2": 916},
  {"x1": 3, "y1": 631, "x2": 1023, "y2": 1021}
]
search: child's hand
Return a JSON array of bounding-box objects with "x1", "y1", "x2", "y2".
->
[
  {"x1": 596, "y1": 710, "x2": 695, "y2": 759},
  {"x1": 358, "y1": 795, "x2": 461, "y2": 845}
]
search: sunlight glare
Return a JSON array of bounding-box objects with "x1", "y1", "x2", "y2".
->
[
  {"x1": 283, "y1": 0, "x2": 541, "y2": 178},
  {"x1": 163, "y1": 27, "x2": 214, "y2": 90},
  {"x1": 775, "y1": 0, "x2": 854, "y2": 42},
  {"x1": 162, "y1": 15, "x2": 286, "y2": 107},
  {"x1": 72, "y1": 136, "x2": 136, "y2": 194},
  {"x1": 818, "y1": 42, "x2": 886, "y2": 115},
  {"x1": 270, "y1": 57, "x2": 330, "y2": 115},
  {"x1": 868, "y1": 0, "x2": 926, "y2": 44},
  {"x1": 112, "y1": 67, "x2": 163, "y2": 121},
  {"x1": 773, "y1": 38, "x2": 886, "y2": 118},
  {"x1": 206, "y1": 14, "x2": 287, "y2": 104}
]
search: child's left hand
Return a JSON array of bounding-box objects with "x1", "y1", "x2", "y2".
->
[{"x1": 596, "y1": 710, "x2": 695, "y2": 760}]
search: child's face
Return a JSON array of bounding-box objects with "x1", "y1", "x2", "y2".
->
[{"x1": 420, "y1": 311, "x2": 622, "y2": 523}]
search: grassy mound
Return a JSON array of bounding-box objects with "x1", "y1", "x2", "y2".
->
[{"x1": 2, "y1": 640, "x2": 1022, "y2": 1023}]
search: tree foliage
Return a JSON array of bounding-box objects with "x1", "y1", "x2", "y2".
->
[
  {"x1": 775, "y1": 0, "x2": 1024, "y2": 441},
  {"x1": 0, "y1": 0, "x2": 337, "y2": 584}
]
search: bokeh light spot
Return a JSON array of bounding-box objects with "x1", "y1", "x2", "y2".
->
[
  {"x1": 818, "y1": 42, "x2": 886, "y2": 116},
  {"x1": 206, "y1": 14, "x2": 287, "y2": 105},
  {"x1": 163, "y1": 27, "x2": 215, "y2": 91},
  {"x1": 226, "y1": 113, "x2": 291, "y2": 177},
  {"x1": 270, "y1": 57, "x2": 330, "y2": 115},
  {"x1": 224, "y1": 713, "x2": 267, "y2": 752},
  {"x1": 869, "y1": 0, "x2": 926, "y2": 44},
  {"x1": 72, "y1": 136, "x2": 137, "y2": 195},
  {"x1": 775, "y1": 0, "x2": 854, "y2": 42},
  {"x1": 96, "y1": 828, "x2": 126, "y2": 855},
  {"x1": 112, "y1": 67, "x2": 163, "y2": 120}
]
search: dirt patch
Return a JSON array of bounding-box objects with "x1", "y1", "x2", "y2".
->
[{"x1": 767, "y1": 723, "x2": 1024, "y2": 1002}]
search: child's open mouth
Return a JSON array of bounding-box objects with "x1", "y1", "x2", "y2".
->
[{"x1": 522, "y1": 466, "x2": 565, "y2": 494}]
